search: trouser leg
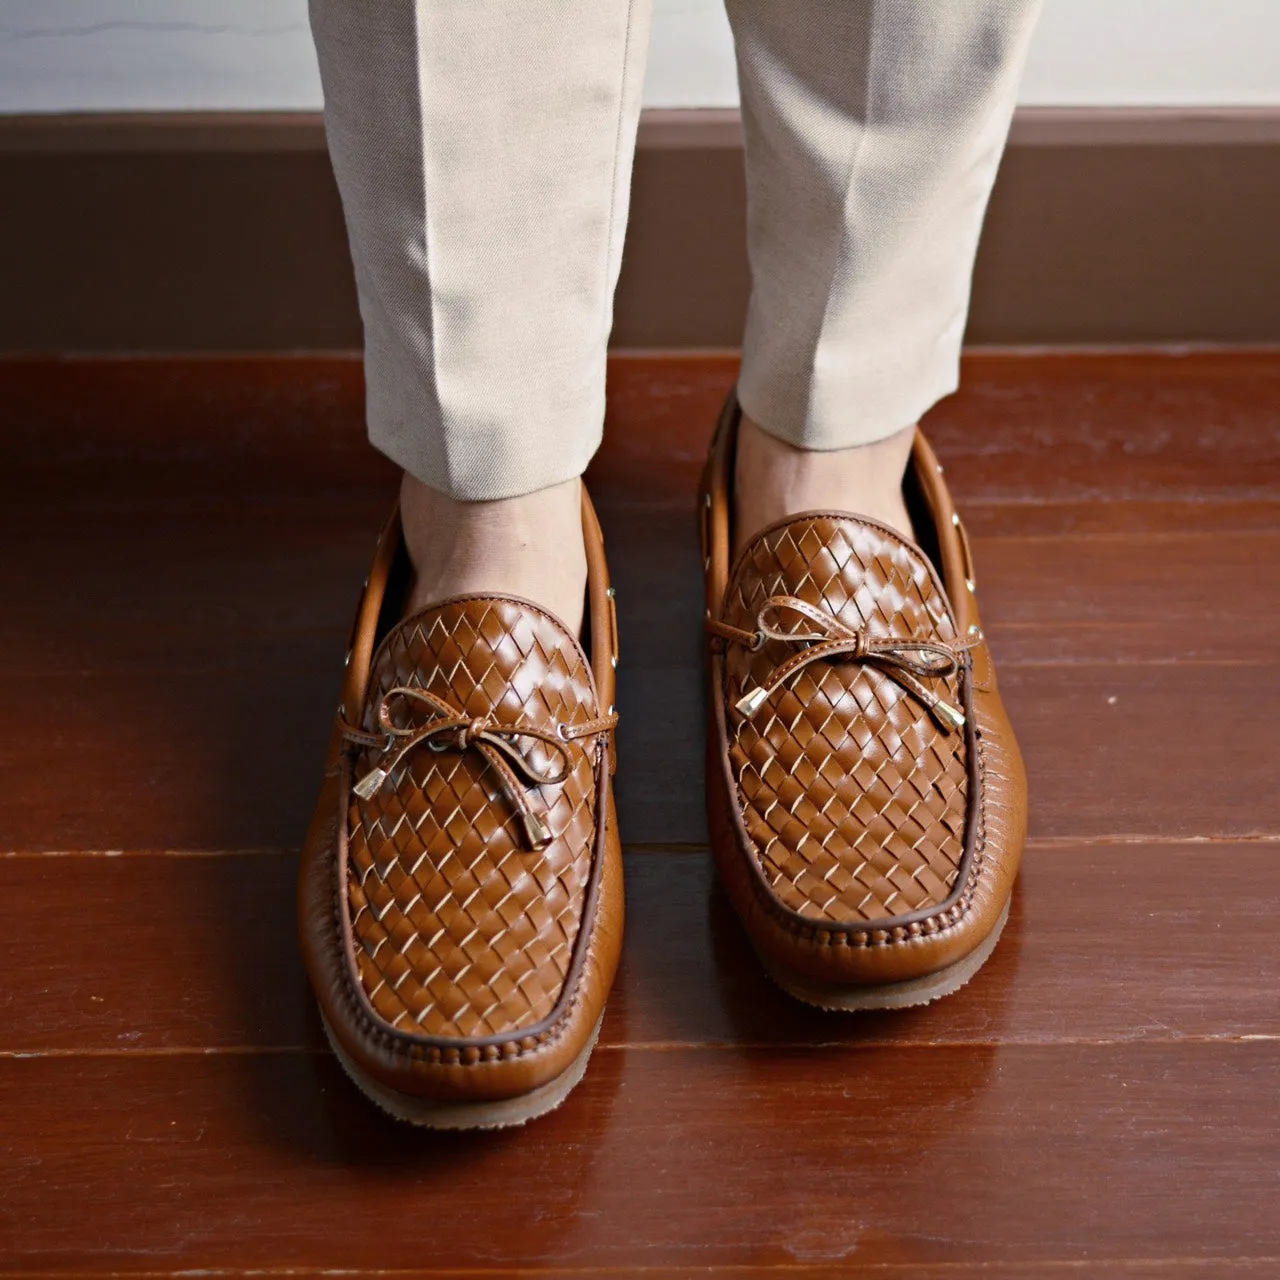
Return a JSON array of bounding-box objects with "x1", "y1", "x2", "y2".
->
[
  {"x1": 724, "y1": 0, "x2": 1043, "y2": 449},
  {"x1": 309, "y1": 0, "x2": 653, "y2": 500}
]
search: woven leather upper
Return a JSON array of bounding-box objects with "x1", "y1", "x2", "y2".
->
[
  {"x1": 300, "y1": 494, "x2": 622, "y2": 1107},
  {"x1": 723, "y1": 516, "x2": 969, "y2": 924},
  {"x1": 701, "y1": 396, "x2": 1026, "y2": 989},
  {"x1": 345, "y1": 597, "x2": 601, "y2": 1040}
]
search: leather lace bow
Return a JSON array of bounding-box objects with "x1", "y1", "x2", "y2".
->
[
  {"x1": 709, "y1": 594, "x2": 973, "y2": 733},
  {"x1": 341, "y1": 685, "x2": 616, "y2": 851}
]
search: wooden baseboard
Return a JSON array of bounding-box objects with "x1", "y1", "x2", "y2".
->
[{"x1": 2, "y1": 107, "x2": 1278, "y2": 350}]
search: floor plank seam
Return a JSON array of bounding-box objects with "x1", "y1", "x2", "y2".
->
[
  {"x1": 5, "y1": 1263, "x2": 1280, "y2": 1278},
  {"x1": 5, "y1": 1034, "x2": 1279, "y2": 1061},
  {"x1": 4, "y1": 832, "x2": 1279, "y2": 859}
]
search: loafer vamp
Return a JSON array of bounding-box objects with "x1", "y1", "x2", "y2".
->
[
  {"x1": 346, "y1": 597, "x2": 600, "y2": 1041},
  {"x1": 723, "y1": 516, "x2": 969, "y2": 926}
]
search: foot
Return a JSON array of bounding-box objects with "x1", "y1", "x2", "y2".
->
[
  {"x1": 732, "y1": 413, "x2": 917, "y2": 559},
  {"x1": 400, "y1": 473, "x2": 588, "y2": 635}
]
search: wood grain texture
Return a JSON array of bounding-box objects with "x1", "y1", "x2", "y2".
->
[
  {"x1": 4, "y1": 352, "x2": 1279, "y2": 501},
  {"x1": 1, "y1": 353, "x2": 1277, "y2": 1275},
  {"x1": 590, "y1": 351, "x2": 1280, "y2": 502},
  {"x1": 1, "y1": 644, "x2": 1274, "y2": 850},
  {"x1": 1, "y1": 1044, "x2": 1278, "y2": 1272},
  {"x1": 2, "y1": 355, "x2": 1277, "y2": 850},
  {"x1": 600, "y1": 510, "x2": 1280, "y2": 666},
  {"x1": 7, "y1": 500, "x2": 1277, "y2": 669},
  {"x1": 613, "y1": 662, "x2": 1280, "y2": 845},
  {"x1": 4, "y1": 1268, "x2": 1273, "y2": 1280},
  {"x1": 1, "y1": 843, "x2": 1275, "y2": 1056}
]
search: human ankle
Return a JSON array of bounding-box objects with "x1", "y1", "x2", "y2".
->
[
  {"x1": 733, "y1": 413, "x2": 916, "y2": 556},
  {"x1": 400, "y1": 474, "x2": 588, "y2": 635}
]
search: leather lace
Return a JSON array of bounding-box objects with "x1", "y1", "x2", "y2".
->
[
  {"x1": 708, "y1": 594, "x2": 976, "y2": 733},
  {"x1": 341, "y1": 685, "x2": 617, "y2": 851}
]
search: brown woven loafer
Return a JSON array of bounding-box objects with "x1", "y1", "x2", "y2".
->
[
  {"x1": 299, "y1": 488, "x2": 621, "y2": 1127},
  {"x1": 700, "y1": 395, "x2": 1027, "y2": 1010}
]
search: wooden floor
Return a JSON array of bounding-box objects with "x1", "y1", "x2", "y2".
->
[{"x1": 2, "y1": 351, "x2": 1279, "y2": 1277}]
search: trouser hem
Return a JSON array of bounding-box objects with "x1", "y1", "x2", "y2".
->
[
  {"x1": 366, "y1": 377, "x2": 604, "y2": 502},
  {"x1": 735, "y1": 336, "x2": 962, "y2": 452}
]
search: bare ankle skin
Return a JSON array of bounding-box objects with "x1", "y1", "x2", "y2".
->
[
  {"x1": 399, "y1": 473, "x2": 588, "y2": 636},
  {"x1": 733, "y1": 413, "x2": 917, "y2": 558}
]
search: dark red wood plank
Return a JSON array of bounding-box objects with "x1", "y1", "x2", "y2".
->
[
  {"x1": 0, "y1": 852, "x2": 312, "y2": 1053},
  {"x1": 1, "y1": 1043, "x2": 1276, "y2": 1271},
  {"x1": 2, "y1": 1267, "x2": 1271, "y2": 1279},
  {"x1": 600, "y1": 505, "x2": 1280, "y2": 667},
  {"x1": 961, "y1": 498, "x2": 1280, "y2": 538},
  {"x1": 589, "y1": 351, "x2": 1280, "y2": 504},
  {"x1": 0, "y1": 843, "x2": 1275, "y2": 1055},
  {"x1": 0, "y1": 499, "x2": 385, "y2": 653},
  {"x1": 0, "y1": 355, "x2": 389, "y2": 499},
  {"x1": 0, "y1": 658, "x2": 341, "y2": 851},
  {"x1": 614, "y1": 660, "x2": 1280, "y2": 846},
  {"x1": 0, "y1": 657, "x2": 1275, "y2": 850},
  {"x1": 4, "y1": 353, "x2": 1279, "y2": 505},
  {"x1": 7, "y1": 495, "x2": 1277, "y2": 670},
  {"x1": 620, "y1": 840, "x2": 1280, "y2": 1051},
  {"x1": 975, "y1": 530, "x2": 1280, "y2": 662},
  {"x1": 926, "y1": 352, "x2": 1280, "y2": 502}
]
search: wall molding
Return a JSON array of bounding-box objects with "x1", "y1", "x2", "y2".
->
[{"x1": 2, "y1": 107, "x2": 1278, "y2": 350}]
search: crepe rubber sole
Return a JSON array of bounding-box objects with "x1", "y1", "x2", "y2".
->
[
  {"x1": 321, "y1": 1013, "x2": 604, "y2": 1130},
  {"x1": 757, "y1": 897, "x2": 1011, "y2": 1012}
]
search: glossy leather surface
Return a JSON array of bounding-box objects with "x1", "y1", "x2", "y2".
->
[
  {"x1": 299, "y1": 491, "x2": 621, "y2": 1102},
  {"x1": 702, "y1": 394, "x2": 1027, "y2": 987},
  {"x1": 346, "y1": 597, "x2": 603, "y2": 1039}
]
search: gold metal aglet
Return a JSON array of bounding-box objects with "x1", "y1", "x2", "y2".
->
[
  {"x1": 932, "y1": 700, "x2": 966, "y2": 733},
  {"x1": 524, "y1": 811, "x2": 553, "y2": 850},
  {"x1": 735, "y1": 686, "x2": 769, "y2": 717},
  {"x1": 352, "y1": 767, "x2": 387, "y2": 800}
]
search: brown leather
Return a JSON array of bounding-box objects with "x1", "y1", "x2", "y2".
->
[
  {"x1": 299, "y1": 488, "x2": 622, "y2": 1103},
  {"x1": 701, "y1": 394, "x2": 1027, "y2": 989}
]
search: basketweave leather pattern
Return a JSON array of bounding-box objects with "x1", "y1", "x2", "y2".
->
[
  {"x1": 345, "y1": 598, "x2": 600, "y2": 1040},
  {"x1": 722, "y1": 517, "x2": 968, "y2": 924}
]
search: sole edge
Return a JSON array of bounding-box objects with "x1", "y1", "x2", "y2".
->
[
  {"x1": 757, "y1": 897, "x2": 1012, "y2": 1012},
  {"x1": 320, "y1": 1013, "x2": 604, "y2": 1131}
]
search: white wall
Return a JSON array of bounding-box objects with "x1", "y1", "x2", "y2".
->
[{"x1": 1, "y1": 0, "x2": 1277, "y2": 114}]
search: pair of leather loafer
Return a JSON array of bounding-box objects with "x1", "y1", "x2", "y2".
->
[{"x1": 298, "y1": 394, "x2": 1027, "y2": 1128}]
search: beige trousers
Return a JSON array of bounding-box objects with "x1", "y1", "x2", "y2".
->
[{"x1": 310, "y1": 1, "x2": 1042, "y2": 501}]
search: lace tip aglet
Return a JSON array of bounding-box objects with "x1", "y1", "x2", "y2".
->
[
  {"x1": 523, "y1": 811, "x2": 553, "y2": 850},
  {"x1": 932, "y1": 700, "x2": 966, "y2": 732},
  {"x1": 352, "y1": 767, "x2": 387, "y2": 800},
  {"x1": 735, "y1": 686, "x2": 769, "y2": 717},
  {"x1": 522, "y1": 814, "x2": 552, "y2": 855}
]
